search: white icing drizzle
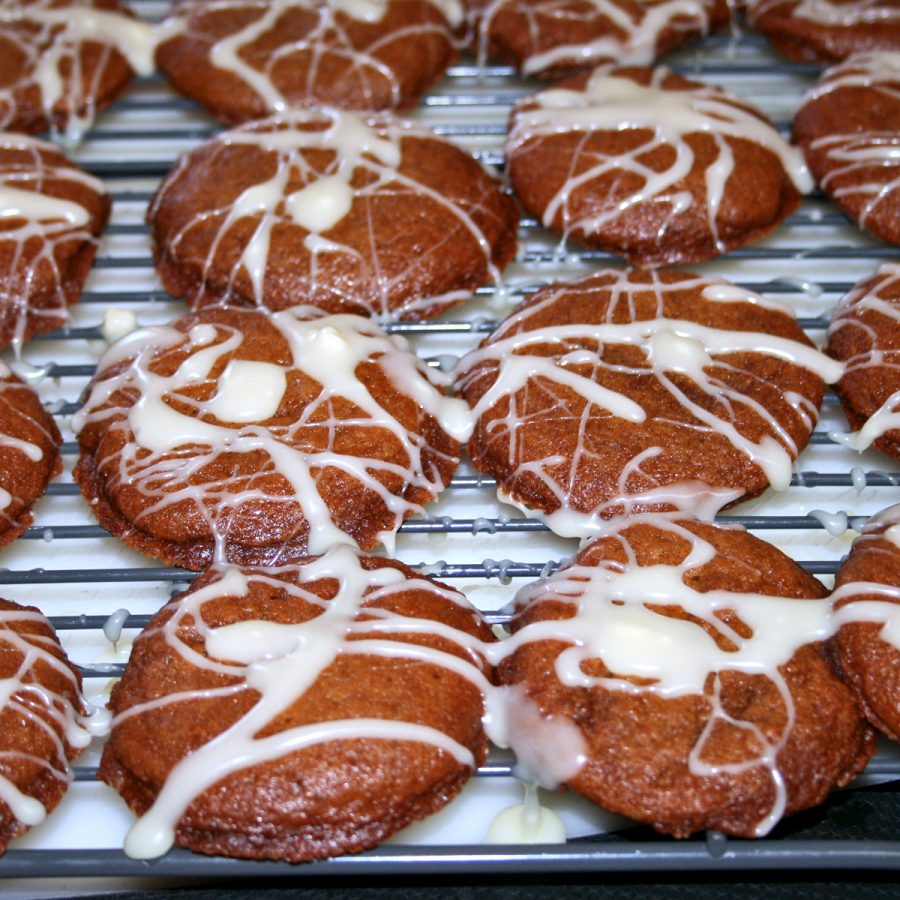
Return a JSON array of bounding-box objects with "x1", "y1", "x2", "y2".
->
[
  {"x1": 485, "y1": 784, "x2": 567, "y2": 843},
  {"x1": 751, "y1": 0, "x2": 900, "y2": 26},
  {"x1": 119, "y1": 547, "x2": 492, "y2": 859},
  {"x1": 0, "y1": 606, "x2": 91, "y2": 829},
  {"x1": 477, "y1": 0, "x2": 721, "y2": 76},
  {"x1": 74, "y1": 306, "x2": 470, "y2": 558},
  {"x1": 454, "y1": 269, "x2": 837, "y2": 536},
  {"x1": 801, "y1": 52, "x2": 900, "y2": 233},
  {"x1": 828, "y1": 263, "x2": 900, "y2": 452},
  {"x1": 161, "y1": 0, "x2": 461, "y2": 115},
  {"x1": 152, "y1": 108, "x2": 506, "y2": 320},
  {"x1": 0, "y1": 132, "x2": 105, "y2": 352},
  {"x1": 101, "y1": 308, "x2": 139, "y2": 344},
  {"x1": 507, "y1": 67, "x2": 811, "y2": 253},
  {"x1": 0, "y1": 0, "x2": 160, "y2": 142}
]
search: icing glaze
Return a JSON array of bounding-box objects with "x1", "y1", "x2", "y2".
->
[
  {"x1": 455, "y1": 269, "x2": 836, "y2": 536},
  {"x1": 74, "y1": 306, "x2": 470, "y2": 559},
  {"x1": 507, "y1": 67, "x2": 811, "y2": 254},
  {"x1": 115, "y1": 547, "x2": 491, "y2": 859},
  {"x1": 485, "y1": 784, "x2": 567, "y2": 843},
  {"x1": 751, "y1": 0, "x2": 900, "y2": 26}
]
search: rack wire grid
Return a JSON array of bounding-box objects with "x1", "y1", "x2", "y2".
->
[{"x1": 2, "y1": 3, "x2": 900, "y2": 882}]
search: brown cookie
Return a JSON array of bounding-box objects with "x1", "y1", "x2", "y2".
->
[
  {"x1": 748, "y1": 0, "x2": 900, "y2": 65},
  {"x1": 99, "y1": 549, "x2": 495, "y2": 861},
  {"x1": 0, "y1": 133, "x2": 110, "y2": 351},
  {"x1": 73, "y1": 304, "x2": 466, "y2": 569},
  {"x1": 472, "y1": 0, "x2": 730, "y2": 79},
  {"x1": 156, "y1": 0, "x2": 462, "y2": 123},
  {"x1": 0, "y1": 0, "x2": 152, "y2": 139},
  {"x1": 506, "y1": 66, "x2": 811, "y2": 266},
  {"x1": 0, "y1": 360, "x2": 62, "y2": 550},
  {"x1": 794, "y1": 52, "x2": 900, "y2": 246},
  {"x1": 498, "y1": 515, "x2": 876, "y2": 838},
  {"x1": 832, "y1": 504, "x2": 900, "y2": 743},
  {"x1": 454, "y1": 268, "x2": 834, "y2": 536},
  {"x1": 0, "y1": 598, "x2": 90, "y2": 854},
  {"x1": 827, "y1": 263, "x2": 900, "y2": 460},
  {"x1": 148, "y1": 108, "x2": 518, "y2": 321}
]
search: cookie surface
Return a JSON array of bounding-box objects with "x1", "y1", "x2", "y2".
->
[
  {"x1": 73, "y1": 304, "x2": 468, "y2": 568},
  {"x1": 748, "y1": 0, "x2": 900, "y2": 64},
  {"x1": 156, "y1": 0, "x2": 462, "y2": 122},
  {"x1": 99, "y1": 548, "x2": 495, "y2": 861},
  {"x1": 0, "y1": 0, "x2": 154, "y2": 140},
  {"x1": 0, "y1": 598, "x2": 90, "y2": 854},
  {"x1": 0, "y1": 133, "x2": 110, "y2": 350},
  {"x1": 149, "y1": 108, "x2": 518, "y2": 320},
  {"x1": 473, "y1": 0, "x2": 729, "y2": 78},
  {"x1": 455, "y1": 268, "x2": 835, "y2": 536},
  {"x1": 832, "y1": 504, "x2": 900, "y2": 743},
  {"x1": 794, "y1": 52, "x2": 900, "y2": 246},
  {"x1": 506, "y1": 66, "x2": 810, "y2": 266},
  {"x1": 498, "y1": 515, "x2": 875, "y2": 838},
  {"x1": 827, "y1": 263, "x2": 900, "y2": 460},
  {"x1": 0, "y1": 359, "x2": 62, "y2": 550}
]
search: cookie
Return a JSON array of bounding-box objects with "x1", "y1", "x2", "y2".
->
[
  {"x1": 0, "y1": 0, "x2": 156, "y2": 141},
  {"x1": 99, "y1": 548, "x2": 495, "y2": 861},
  {"x1": 473, "y1": 0, "x2": 730, "y2": 78},
  {"x1": 0, "y1": 598, "x2": 91, "y2": 854},
  {"x1": 454, "y1": 268, "x2": 837, "y2": 537},
  {"x1": 827, "y1": 262, "x2": 900, "y2": 459},
  {"x1": 748, "y1": 0, "x2": 900, "y2": 65},
  {"x1": 496, "y1": 515, "x2": 876, "y2": 838},
  {"x1": 506, "y1": 66, "x2": 811, "y2": 266},
  {"x1": 793, "y1": 52, "x2": 900, "y2": 247},
  {"x1": 155, "y1": 0, "x2": 463, "y2": 123},
  {"x1": 73, "y1": 304, "x2": 469, "y2": 569},
  {"x1": 0, "y1": 359, "x2": 62, "y2": 550},
  {"x1": 148, "y1": 108, "x2": 518, "y2": 321},
  {"x1": 0, "y1": 132, "x2": 110, "y2": 350},
  {"x1": 832, "y1": 504, "x2": 900, "y2": 743}
]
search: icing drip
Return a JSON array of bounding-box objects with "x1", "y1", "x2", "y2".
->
[
  {"x1": 485, "y1": 784, "x2": 567, "y2": 843},
  {"x1": 0, "y1": 132, "x2": 105, "y2": 352},
  {"x1": 507, "y1": 67, "x2": 811, "y2": 252},
  {"x1": 0, "y1": 0, "x2": 159, "y2": 142},
  {"x1": 74, "y1": 306, "x2": 470, "y2": 558},
  {"x1": 802, "y1": 53, "x2": 900, "y2": 233},
  {"x1": 162, "y1": 0, "x2": 461, "y2": 114},
  {"x1": 828, "y1": 263, "x2": 900, "y2": 452},
  {"x1": 454, "y1": 269, "x2": 837, "y2": 536},
  {"x1": 0, "y1": 606, "x2": 91, "y2": 829},
  {"x1": 152, "y1": 108, "x2": 506, "y2": 319},
  {"x1": 477, "y1": 0, "x2": 721, "y2": 76},
  {"x1": 118, "y1": 547, "x2": 492, "y2": 859}
]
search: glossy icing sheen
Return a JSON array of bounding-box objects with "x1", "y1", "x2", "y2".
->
[
  {"x1": 0, "y1": 606, "x2": 90, "y2": 828},
  {"x1": 0, "y1": 132, "x2": 105, "y2": 350},
  {"x1": 455, "y1": 269, "x2": 838, "y2": 537},
  {"x1": 118, "y1": 547, "x2": 492, "y2": 859},
  {"x1": 73, "y1": 306, "x2": 470, "y2": 558},
  {"x1": 751, "y1": 0, "x2": 900, "y2": 26}
]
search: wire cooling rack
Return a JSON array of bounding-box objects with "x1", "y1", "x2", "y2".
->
[{"x1": 1, "y1": 5, "x2": 900, "y2": 881}]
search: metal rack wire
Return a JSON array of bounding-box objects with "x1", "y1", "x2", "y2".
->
[{"x1": 1, "y1": 11, "x2": 899, "y2": 880}]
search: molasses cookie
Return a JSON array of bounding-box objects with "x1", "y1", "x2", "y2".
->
[
  {"x1": 473, "y1": 0, "x2": 729, "y2": 79},
  {"x1": 747, "y1": 0, "x2": 900, "y2": 65},
  {"x1": 0, "y1": 598, "x2": 91, "y2": 854},
  {"x1": 0, "y1": 132, "x2": 111, "y2": 351},
  {"x1": 454, "y1": 268, "x2": 837, "y2": 537},
  {"x1": 0, "y1": 360, "x2": 62, "y2": 550},
  {"x1": 73, "y1": 304, "x2": 470, "y2": 569},
  {"x1": 827, "y1": 263, "x2": 900, "y2": 459},
  {"x1": 0, "y1": 0, "x2": 156, "y2": 140},
  {"x1": 99, "y1": 548, "x2": 495, "y2": 861},
  {"x1": 832, "y1": 504, "x2": 900, "y2": 742},
  {"x1": 497, "y1": 514, "x2": 875, "y2": 838},
  {"x1": 148, "y1": 108, "x2": 518, "y2": 321},
  {"x1": 506, "y1": 66, "x2": 811, "y2": 266},
  {"x1": 794, "y1": 52, "x2": 900, "y2": 247},
  {"x1": 156, "y1": 0, "x2": 462, "y2": 123}
]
